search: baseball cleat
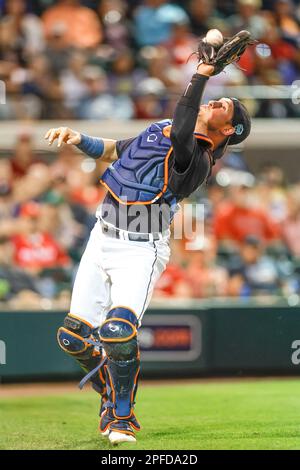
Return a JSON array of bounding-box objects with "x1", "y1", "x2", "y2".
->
[
  {"x1": 109, "y1": 430, "x2": 136, "y2": 445},
  {"x1": 108, "y1": 418, "x2": 137, "y2": 445},
  {"x1": 100, "y1": 428, "x2": 110, "y2": 438}
]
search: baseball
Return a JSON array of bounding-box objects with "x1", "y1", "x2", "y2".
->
[{"x1": 205, "y1": 29, "x2": 223, "y2": 47}]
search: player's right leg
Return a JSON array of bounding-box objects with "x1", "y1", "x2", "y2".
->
[{"x1": 57, "y1": 221, "x2": 111, "y2": 413}]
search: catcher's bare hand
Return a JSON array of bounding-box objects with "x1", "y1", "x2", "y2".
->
[{"x1": 44, "y1": 127, "x2": 81, "y2": 147}]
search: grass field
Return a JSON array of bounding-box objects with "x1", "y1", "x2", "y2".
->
[{"x1": 1, "y1": 379, "x2": 300, "y2": 450}]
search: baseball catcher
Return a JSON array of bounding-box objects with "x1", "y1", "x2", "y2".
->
[{"x1": 45, "y1": 30, "x2": 253, "y2": 445}]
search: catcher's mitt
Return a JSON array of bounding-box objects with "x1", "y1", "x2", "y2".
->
[{"x1": 197, "y1": 30, "x2": 255, "y2": 75}]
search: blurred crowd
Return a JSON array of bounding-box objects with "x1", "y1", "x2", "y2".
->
[
  {"x1": 1, "y1": 133, "x2": 300, "y2": 309},
  {"x1": 1, "y1": 0, "x2": 300, "y2": 120}
]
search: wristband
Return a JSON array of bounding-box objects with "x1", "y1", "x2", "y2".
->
[{"x1": 76, "y1": 134, "x2": 104, "y2": 159}]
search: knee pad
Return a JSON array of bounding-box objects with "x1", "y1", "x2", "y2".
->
[
  {"x1": 57, "y1": 314, "x2": 95, "y2": 357},
  {"x1": 58, "y1": 314, "x2": 107, "y2": 396},
  {"x1": 99, "y1": 307, "x2": 139, "y2": 361}
]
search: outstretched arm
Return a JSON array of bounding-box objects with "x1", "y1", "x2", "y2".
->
[
  {"x1": 44, "y1": 127, "x2": 118, "y2": 163},
  {"x1": 170, "y1": 63, "x2": 214, "y2": 172}
]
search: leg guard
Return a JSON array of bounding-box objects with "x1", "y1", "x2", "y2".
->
[
  {"x1": 57, "y1": 314, "x2": 106, "y2": 396},
  {"x1": 99, "y1": 307, "x2": 140, "y2": 434}
]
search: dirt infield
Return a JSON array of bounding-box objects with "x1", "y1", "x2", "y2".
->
[
  {"x1": 1, "y1": 376, "x2": 299, "y2": 398},
  {"x1": 0, "y1": 380, "x2": 196, "y2": 398}
]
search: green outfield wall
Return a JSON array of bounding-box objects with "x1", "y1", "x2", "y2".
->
[{"x1": 1, "y1": 302, "x2": 300, "y2": 382}]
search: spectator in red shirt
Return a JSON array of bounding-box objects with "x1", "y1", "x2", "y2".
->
[
  {"x1": 214, "y1": 185, "x2": 281, "y2": 245},
  {"x1": 282, "y1": 187, "x2": 300, "y2": 258},
  {"x1": 153, "y1": 263, "x2": 193, "y2": 298},
  {"x1": 12, "y1": 201, "x2": 70, "y2": 275},
  {"x1": 185, "y1": 235, "x2": 228, "y2": 298},
  {"x1": 153, "y1": 239, "x2": 193, "y2": 298}
]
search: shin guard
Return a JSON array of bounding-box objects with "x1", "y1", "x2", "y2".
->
[{"x1": 99, "y1": 307, "x2": 140, "y2": 431}]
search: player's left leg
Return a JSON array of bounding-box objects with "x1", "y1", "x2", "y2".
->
[
  {"x1": 99, "y1": 234, "x2": 170, "y2": 444},
  {"x1": 99, "y1": 306, "x2": 140, "y2": 444}
]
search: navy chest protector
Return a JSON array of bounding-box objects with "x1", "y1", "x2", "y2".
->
[{"x1": 100, "y1": 120, "x2": 177, "y2": 209}]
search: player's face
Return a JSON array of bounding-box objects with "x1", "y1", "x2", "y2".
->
[{"x1": 199, "y1": 98, "x2": 235, "y2": 131}]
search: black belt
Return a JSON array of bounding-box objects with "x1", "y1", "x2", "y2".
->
[{"x1": 99, "y1": 218, "x2": 162, "y2": 242}]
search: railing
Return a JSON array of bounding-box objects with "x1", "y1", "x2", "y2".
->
[
  {"x1": 0, "y1": 118, "x2": 299, "y2": 150},
  {"x1": 206, "y1": 84, "x2": 299, "y2": 101}
]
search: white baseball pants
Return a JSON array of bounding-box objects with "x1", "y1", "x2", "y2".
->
[{"x1": 69, "y1": 219, "x2": 170, "y2": 327}]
